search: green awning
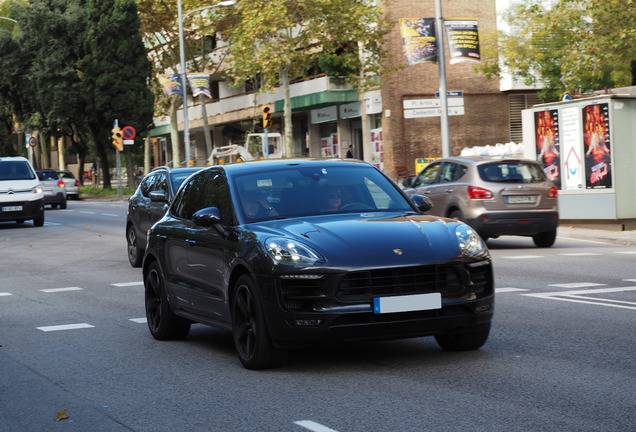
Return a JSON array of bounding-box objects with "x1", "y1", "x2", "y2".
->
[
  {"x1": 274, "y1": 90, "x2": 360, "y2": 112},
  {"x1": 149, "y1": 124, "x2": 171, "y2": 137}
]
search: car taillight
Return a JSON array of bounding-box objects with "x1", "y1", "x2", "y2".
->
[
  {"x1": 547, "y1": 186, "x2": 558, "y2": 198},
  {"x1": 74, "y1": 180, "x2": 79, "y2": 186},
  {"x1": 57, "y1": 180, "x2": 65, "y2": 188},
  {"x1": 467, "y1": 186, "x2": 493, "y2": 199}
]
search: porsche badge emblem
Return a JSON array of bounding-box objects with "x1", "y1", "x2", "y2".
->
[{"x1": 393, "y1": 249, "x2": 403, "y2": 255}]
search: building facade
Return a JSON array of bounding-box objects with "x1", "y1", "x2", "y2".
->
[{"x1": 150, "y1": 0, "x2": 546, "y2": 179}]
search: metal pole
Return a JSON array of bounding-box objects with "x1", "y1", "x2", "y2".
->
[
  {"x1": 435, "y1": 0, "x2": 451, "y2": 158},
  {"x1": 178, "y1": 0, "x2": 189, "y2": 167},
  {"x1": 178, "y1": 1, "x2": 236, "y2": 168}
]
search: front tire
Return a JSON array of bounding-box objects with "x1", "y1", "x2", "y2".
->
[
  {"x1": 533, "y1": 230, "x2": 557, "y2": 248},
  {"x1": 33, "y1": 211, "x2": 45, "y2": 227},
  {"x1": 144, "y1": 260, "x2": 191, "y2": 340},
  {"x1": 127, "y1": 225, "x2": 144, "y2": 267},
  {"x1": 435, "y1": 323, "x2": 491, "y2": 351},
  {"x1": 231, "y1": 275, "x2": 287, "y2": 370}
]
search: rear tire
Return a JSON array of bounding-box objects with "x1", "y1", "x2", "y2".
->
[
  {"x1": 533, "y1": 230, "x2": 557, "y2": 247},
  {"x1": 144, "y1": 261, "x2": 191, "y2": 340},
  {"x1": 449, "y1": 209, "x2": 465, "y2": 222},
  {"x1": 60, "y1": 199, "x2": 67, "y2": 209},
  {"x1": 231, "y1": 275, "x2": 288, "y2": 370},
  {"x1": 435, "y1": 323, "x2": 491, "y2": 351},
  {"x1": 127, "y1": 225, "x2": 144, "y2": 267}
]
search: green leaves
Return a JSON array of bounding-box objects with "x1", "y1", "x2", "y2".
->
[{"x1": 477, "y1": 0, "x2": 635, "y2": 99}]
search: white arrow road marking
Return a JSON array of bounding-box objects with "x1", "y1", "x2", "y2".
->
[
  {"x1": 524, "y1": 286, "x2": 636, "y2": 310},
  {"x1": 294, "y1": 420, "x2": 340, "y2": 432}
]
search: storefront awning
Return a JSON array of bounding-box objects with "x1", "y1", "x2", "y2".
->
[{"x1": 274, "y1": 90, "x2": 360, "y2": 112}]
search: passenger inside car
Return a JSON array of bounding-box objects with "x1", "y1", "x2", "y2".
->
[{"x1": 241, "y1": 190, "x2": 277, "y2": 220}]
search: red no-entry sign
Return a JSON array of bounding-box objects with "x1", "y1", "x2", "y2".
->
[{"x1": 122, "y1": 126, "x2": 136, "y2": 140}]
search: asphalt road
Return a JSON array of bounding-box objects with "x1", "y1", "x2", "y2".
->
[{"x1": 1, "y1": 200, "x2": 634, "y2": 432}]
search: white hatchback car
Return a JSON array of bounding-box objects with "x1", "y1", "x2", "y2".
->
[
  {"x1": 57, "y1": 170, "x2": 80, "y2": 200},
  {"x1": 0, "y1": 156, "x2": 45, "y2": 226}
]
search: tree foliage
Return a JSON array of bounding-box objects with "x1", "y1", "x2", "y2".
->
[
  {"x1": 223, "y1": 0, "x2": 393, "y2": 156},
  {"x1": 476, "y1": 0, "x2": 636, "y2": 99}
]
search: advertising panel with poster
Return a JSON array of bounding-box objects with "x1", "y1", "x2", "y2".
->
[
  {"x1": 582, "y1": 103, "x2": 612, "y2": 189},
  {"x1": 399, "y1": 18, "x2": 437, "y2": 66},
  {"x1": 534, "y1": 109, "x2": 561, "y2": 188},
  {"x1": 370, "y1": 128, "x2": 384, "y2": 170}
]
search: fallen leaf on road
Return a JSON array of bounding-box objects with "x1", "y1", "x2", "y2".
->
[{"x1": 54, "y1": 409, "x2": 69, "y2": 421}]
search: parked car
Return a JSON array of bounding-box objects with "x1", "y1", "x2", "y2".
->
[
  {"x1": 35, "y1": 169, "x2": 67, "y2": 209},
  {"x1": 57, "y1": 170, "x2": 80, "y2": 200},
  {"x1": 126, "y1": 166, "x2": 203, "y2": 267},
  {"x1": 142, "y1": 159, "x2": 494, "y2": 369},
  {"x1": 0, "y1": 156, "x2": 45, "y2": 226},
  {"x1": 402, "y1": 156, "x2": 559, "y2": 247}
]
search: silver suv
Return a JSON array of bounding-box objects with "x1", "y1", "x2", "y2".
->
[{"x1": 403, "y1": 156, "x2": 559, "y2": 247}]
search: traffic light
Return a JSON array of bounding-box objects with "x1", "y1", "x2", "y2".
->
[
  {"x1": 112, "y1": 126, "x2": 123, "y2": 151},
  {"x1": 262, "y1": 105, "x2": 272, "y2": 129}
]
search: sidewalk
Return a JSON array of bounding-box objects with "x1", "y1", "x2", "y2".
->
[{"x1": 558, "y1": 226, "x2": 636, "y2": 246}]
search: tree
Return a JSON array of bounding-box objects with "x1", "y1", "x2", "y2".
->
[
  {"x1": 223, "y1": 0, "x2": 393, "y2": 157},
  {"x1": 79, "y1": 0, "x2": 154, "y2": 187},
  {"x1": 476, "y1": 0, "x2": 636, "y2": 99}
]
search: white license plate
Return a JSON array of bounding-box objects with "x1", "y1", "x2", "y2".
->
[
  {"x1": 2, "y1": 205, "x2": 23, "y2": 212},
  {"x1": 373, "y1": 293, "x2": 441, "y2": 314},
  {"x1": 507, "y1": 195, "x2": 536, "y2": 204}
]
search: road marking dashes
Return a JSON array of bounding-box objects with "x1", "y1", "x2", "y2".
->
[
  {"x1": 294, "y1": 420, "x2": 340, "y2": 432},
  {"x1": 129, "y1": 318, "x2": 147, "y2": 323},
  {"x1": 0, "y1": 292, "x2": 12, "y2": 296},
  {"x1": 111, "y1": 282, "x2": 144, "y2": 287},
  {"x1": 501, "y1": 255, "x2": 544, "y2": 260},
  {"x1": 559, "y1": 253, "x2": 602, "y2": 256},
  {"x1": 40, "y1": 287, "x2": 83, "y2": 293},
  {"x1": 495, "y1": 288, "x2": 529, "y2": 293},
  {"x1": 37, "y1": 323, "x2": 94, "y2": 332},
  {"x1": 548, "y1": 282, "x2": 606, "y2": 289}
]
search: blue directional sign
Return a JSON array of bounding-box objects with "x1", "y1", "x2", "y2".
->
[{"x1": 435, "y1": 91, "x2": 463, "y2": 97}]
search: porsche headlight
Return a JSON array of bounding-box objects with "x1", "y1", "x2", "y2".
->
[
  {"x1": 265, "y1": 238, "x2": 324, "y2": 265},
  {"x1": 455, "y1": 223, "x2": 485, "y2": 255}
]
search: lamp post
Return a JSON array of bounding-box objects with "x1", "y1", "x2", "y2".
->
[{"x1": 178, "y1": 0, "x2": 235, "y2": 167}]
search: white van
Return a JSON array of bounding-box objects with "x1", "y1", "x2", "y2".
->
[{"x1": 0, "y1": 157, "x2": 45, "y2": 226}]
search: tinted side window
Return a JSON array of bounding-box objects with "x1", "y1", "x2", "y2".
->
[
  {"x1": 439, "y1": 163, "x2": 459, "y2": 183},
  {"x1": 139, "y1": 174, "x2": 156, "y2": 197},
  {"x1": 414, "y1": 162, "x2": 441, "y2": 186},
  {"x1": 151, "y1": 173, "x2": 169, "y2": 194},
  {"x1": 202, "y1": 173, "x2": 233, "y2": 225},
  {"x1": 175, "y1": 174, "x2": 208, "y2": 220},
  {"x1": 478, "y1": 162, "x2": 547, "y2": 183}
]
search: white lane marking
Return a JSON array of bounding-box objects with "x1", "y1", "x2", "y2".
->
[
  {"x1": 501, "y1": 255, "x2": 544, "y2": 260},
  {"x1": 129, "y1": 318, "x2": 147, "y2": 323},
  {"x1": 40, "y1": 287, "x2": 83, "y2": 293},
  {"x1": 79, "y1": 211, "x2": 96, "y2": 214},
  {"x1": 101, "y1": 213, "x2": 119, "y2": 217},
  {"x1": 615, "y1": 251, "x2": 636, "y2": 254},
  {"x1": 294, "y1": 420, "x2": 340, "y2": 432},
  {"x1": 495, "y1": 287, "x2": 529, "y2": 293},
  {"x1": 524, "y1": 286, "x2": 636, "y2": 311},
  {"x1": 559, "y1": 253, "x2": 602, "y2": 256},
  {"x1": 111, "y1": 282, "x2": 144, "y2": 287},
  {"x1": 43, "y1": 222, "x2": 62, "y2": 226},
  {"x1": 548, "y1": 282, "x2": 606, "y2": 289},
  {"x1": 37, "y1": 323, "x2": 94, "y2": 332},
  {"x1": 624, "y1": 279, "x2": 636, "y2": 282},
  {"x1": 0, "y1": 292, "x2": 12, "y2": 296}
]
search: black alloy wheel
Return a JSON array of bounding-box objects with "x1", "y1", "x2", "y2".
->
[
  {"x1": 231, "y1": 275, "x2": 287, "y2": 370},
  {"x1": 144, "y1": 261, "x2": 191, "y2": 340},
  {"x1": 127, "y1": 225, "x2": 143, "y2": 267}
]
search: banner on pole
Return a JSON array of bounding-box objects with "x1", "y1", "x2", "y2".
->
[
  {"x1": 399, "y1": 18, "x2": 438, "y2": 66},
  {"x1": 187, "y1": 74, "x2": 212, "y2": 98},
  {"x1": 444, "y1": 19, "x2": 481, "y2": 64},
  {"x1": 159, "y1": 74, "x2": 183, "y2": 97}
]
